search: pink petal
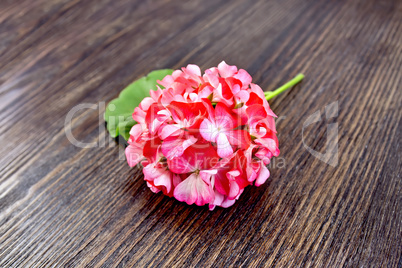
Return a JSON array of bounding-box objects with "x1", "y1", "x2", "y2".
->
[
  {"x1": 246, "y1": 167, "x2": 257, "y2": 182},
  {"x1": 250, "y1": 84, "x2": 276, "y2": 118},
  {"x1": 235, "y1": 90, "x2": 250, "y2": 103},
  {"x1": 173, "y1": 174, "x2": 182, "y2": 187},
  {"x1": 246, "y1": 104, "x2": 268, "y2": 125},
  {"x1": 158, "y1": 124, "x2": 180, "y2": 140},
  {"x1": 146, "y1": 181, "x2": 161, "y2": 194},
  {"x1": 246, "y1": 92, "x2": 264, "y2": 106},
  {"x1": 150, "y1": 87, "x2": 163, "y2": 101},
  {"x1": 255, "y1": 137, "x2": 279, "y2": 156},
  {"x1": 149, "y1": 118, "x2": 164, "y2": 135},
  {"x1": 182, "y1": 136, "x2": 198, "y2": 151},
  {"x1": 167, "y1": 153, "x2": 195, "y2": 174},
  {"x1": 132, "y1": 107, "x2": 147, "y2": 124},
  {"x1": 209, "y1": 190, "x2": 237, "y2": 210},
  {"x1": 157, "y1": 75, "x2": 175, "y2": 88},
  {"x1": 232, "y1": 106, "x2": 249, "y2": 126},
  {"x1": 255, "y1": 147, "x2": 273, "y2": 165},
  {"x1": 139, "y1": 97, "x2": 155, "y2": 111},
  {"x1": 226, "y1": 130, "x2": 251, "y2": 150},
  {"x1": 255, "y1": 163, "x2": 270, "y2": 186},
  {"x1": 266, "y1": 115, "x2": 277, "y2": 132},
  {"x1": 197, "y1": 85, "x2": 214, "y2": 99},
  {"x1": 206, "y1": 67, "x2": 219, "y2": 76},
  {"x1": 125, "y1": 144, "x2": 144, "y2": 167},
  {"x1": 145, "y1": 103, "x2": 167, "y2": 133},
  {"x1": 228, "y1": 181, "x2": 240, "y2": 199},
  {"x1": 172, "y1": 69, "x2": 184, "y2": 79},
  {"x1": 201, "y1": 99, "x2": 215, "y2": 121},
  {"x1": 209, "y1": 191, "x2": 223, "y2": 210},
  {"x1": 156, "y1": 109, "x2": 170, "y2": 118},
  {"x1": 189, "y1": 93, "x2": 198, "y2": 102},
  {"x1": 200, "y1": 119, "x2": 218, "y2": 142},
  {"x1": 161, "y1": 135, "x2": 197, "y2": 160},
  {"x1": 142, "y1": 137, "x2": 162, "y2": 163},
  {"x1": 215, "y1": 103, "x2": 237, "y2": 130},
  {"x1": 174, "y1": 173, "x2": 214, "y2": 206},
  {"x1": 187, "y1": 142, "x2": 220, "y2": 170},
  {"x1": 217, "y1": 132, "x2": 233, "y2": 158},
  {"x1": 220, "y1": 196, "x2": 237, "y2": 208},
  {"x1": 199, "y1": 170, "x2": 217, "y2": 184},
  {"x1": 184, "y1": 64, "x2": 201, "y2": 77},
  {"x1": 129, "y1": 124, "x2": 144, "y2": 141},
  {"x1": 217, "y1": 61, "x2": 237, "y2": 78},
  {"x1": 214, "y1": 170, "x2": 230, "y2": 196},
  {"x1": 174, "y1": 174, "x2": 197, "y2": 205},
  {"x1": 212, "y1": 84, "x2": 234, "y2": 107},
  {"x1": 266, "y1": 106, "x2": 277, "y2": 118},
  {"x1": 143, "y1": 163, "x2": 172, "y2": 196},
  {"x1": 250, "y1": 83, "x2": 266, "y2": 100},
  {"x1": 167, "y1": 142, "x2": 219, "y2": 173},
  {"x1": 153, "y1": 170, "x2": 173, "y2": 194},
  {"x1": 167, "y1": 101, "x2": 207, "y2": 127},
  {"x1": 234, "y1": 69, "x2": 252, "y2": 87},
  {"x1": 227, "y1": 170, "x2": 240, "y2": 179},
  {"x1": 203, "y1": 69, "x2": 219, "y2": 88}
]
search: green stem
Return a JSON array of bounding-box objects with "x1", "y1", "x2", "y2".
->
[{"x1": 264, "y1": 73, "x2": 304, "y2": 100}]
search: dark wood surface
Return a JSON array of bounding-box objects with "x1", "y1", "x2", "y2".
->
[{"x1": 0, "y1": 0, "x2": 401, "y2": 267}]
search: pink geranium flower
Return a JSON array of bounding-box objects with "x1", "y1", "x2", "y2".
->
[
  {"x1": 168, "y1": 143, "x2": 218, "y2": 206},
  {"x1": 200, "y1": 102, "x2": 250, "y2": 158},
  {"x1": 125, "y1": 61, "x2": 280, "y2": 210}
]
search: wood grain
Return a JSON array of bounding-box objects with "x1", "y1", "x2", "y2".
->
[{"x1": 0, "y1": 0, "x2": 401, "y2": 267}]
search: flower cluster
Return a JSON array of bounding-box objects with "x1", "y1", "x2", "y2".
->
[{"x1": 126, "y1": 61, "x2": 279, "y2": 210}]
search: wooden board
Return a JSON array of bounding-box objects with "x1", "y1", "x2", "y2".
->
[{"x1": 0, "y1": 0, "x2": 401, "y2": 266}]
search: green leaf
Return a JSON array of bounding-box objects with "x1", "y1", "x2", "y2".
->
[{"x1": 104, "y1": 69, "x2": 174, "y2": 141}]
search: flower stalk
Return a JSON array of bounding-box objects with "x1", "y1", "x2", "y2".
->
[{"x1": 264, "y1": 73, "x2": 304, "y2": 100}]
